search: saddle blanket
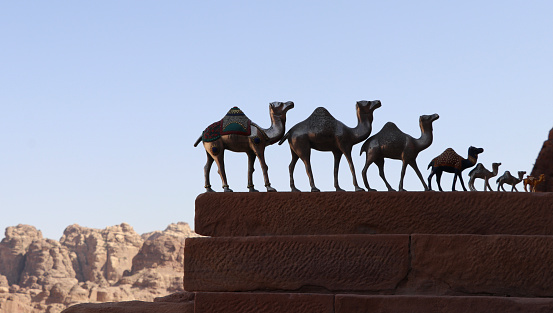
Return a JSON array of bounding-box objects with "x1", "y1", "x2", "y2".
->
[{"x1": 202, "y1": 107, "x2": 251, "y2": 142}]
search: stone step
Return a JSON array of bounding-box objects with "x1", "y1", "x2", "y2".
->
[
  {"x1": 192, "y1": 292, "x2": 553, "y2": 313},
  {"x1": 184, "y1": 234, "x2": 553, "y2": 297},
  {"x1": 195, "y1": 192, "x2": 553, "y2": 236}
]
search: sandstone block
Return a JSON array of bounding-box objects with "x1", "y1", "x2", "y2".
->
[
  {"x1": 184, "y1": 235, "x2": 409, "y2": 292},
  {"x1": 408, "y1": 234, "x2": 553, "y2": 297},
  {"x1": 194, "y1": 292, "x2": 333, "y2": 313},
  {"x1": 195, "y1": 192, "x2": 553, "y2": 236},
  {"x1": 61, "y1": 300, "x2": 193, "y2": 313},
  {"x1": 335, "y1": 295, "x2": 553, "y2": 313}
]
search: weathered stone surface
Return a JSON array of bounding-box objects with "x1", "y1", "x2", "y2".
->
[
  {"x1": 407, "y1": 234, "x2": 553, "y2": 297},
  {"x1": 0, "y1": 222, "x2": 198, "y2": 312},
  {"x1": 195, "y1": 192, "x2": 553, "y2": 236},
  {"x1": 61, "y1": 300, "x2": 194, "y2": 313},
  {"x1": 60, "y1": 223, "x2": 143, "y2": 285},
  {"x1": 0, "y1": 225, "x2": 42, "y2": 285},
  {"x1": 335, "y1": 295, "x2": 553, "y2": 313},
  {"x1": 184, "y1": 235, "x2": 409, "y2": 292},
  {"x1": 531, "y1": 127, "x2": 553, "y2": 192},
  {"x1": 194, "y1": 292, "x2": 334, "y2": 313}
]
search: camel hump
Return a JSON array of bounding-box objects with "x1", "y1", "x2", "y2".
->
[
  {"x1": 469, "y1": 163, "x2": 484, "y2": 175},
  {"x1": 306, "y1": 107, "x2": 337, "y2": 134},
  {"x1": 432, "y1": 148, "x2": 463, "y2": 169}
]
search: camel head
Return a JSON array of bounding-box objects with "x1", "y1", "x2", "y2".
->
[
  {"x1": 468, "y1": 146, "x2": 484, "y2": 157},
  {"x1": 356, "y1": 100, "x2": 381, "y2": 115},
  {"x1": 539, "y1": 174, "x2": 546, "y2": 181},
  {"x1": 492, "y1": 162, "x2": 502, "y2": 171},
  {"x1": 419, "y1": 114, "x2": 440, "y2": 131},
  {"x1": 269, "y1": 101, "x2": 294, "y2": 121},
  {"x1": 518, "y1": 171, "x2": 527, "y2": 179}
]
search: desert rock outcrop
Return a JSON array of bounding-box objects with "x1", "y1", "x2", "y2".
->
[
  {"x1": 531, "y1": 127, "x2": 553, "y2": 192},
  {"x1": 0, "y1": 222, "x2": 198, "y2": 313}
]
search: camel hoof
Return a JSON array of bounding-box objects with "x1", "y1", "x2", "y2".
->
[
  {"x1": 367, "y1": 188, "x2": 377, "y2": 192},
  {"x1": 355, "y1": 187, "x2": 365, "y2": 192},
  {"x1": 311, "y1": 187, "x2": 321, "y2": 192},
  {"x1": 266, "y1": 186, "x2": 277, "y2": 192},
  {"x1": 398, "y1": 188, "x2": 407, "y2": 192},
  {"x1": 336, "y1": 188, "x2": 346, "y2": 192},
  {"x1": 205, "y1": 188, "x2": 216, "y2": 193},
  {"x1": 223, "y1": 187, "x2": 233, "y2": 192},
  {"x1": 291, "y1": 187, "x2": 301, "y2": 192},
  {"x1": 387, "y1": 188, "x2": 397, "y2": 192},
  {"x1": 248, "y1": 187, "x2": 259, "y2": 192}
]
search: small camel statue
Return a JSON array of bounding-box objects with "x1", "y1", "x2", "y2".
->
[
  {"x1": 427, "y1": 146, "x2": 484, "y2": 191},
  {"x1": 468, "y1": 162, "x2": 501, "y2": 191},
  {"x1": 523, "y1": 174, "x2": 546, "y2": 192},
  {"x1": 360, "y1": 113, "x2": 440, "y2": 191},
  {"x1": 194, "y1": 101, "x2": 294, "y2": 192},
  {"x1": 496, "y1": 171, "x2": 526, "y2": 192},
  {"x1": 278, "y1": 100, "x2": 381, "y2": 192}
]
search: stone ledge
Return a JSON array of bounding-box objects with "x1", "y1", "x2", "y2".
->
[
  {"x1": 195, "y1": 192, "x2": 553, "y2": 236},
  {"x1": 184, "y1": 234, "x2": 553, "y2": 297},
  {"x1": 194, "y1": 292, "x2": 334, "y2": 313},
  {"x1": 335, "y1": 295, "x2": 553, "y2": 313},
  {"x1": 183, "y1": 235, "x2": 409, "y2": 293}
]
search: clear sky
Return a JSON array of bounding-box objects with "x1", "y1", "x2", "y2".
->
[{"x1": 1, "y1": 1, "x2": 552, "y2": 240}]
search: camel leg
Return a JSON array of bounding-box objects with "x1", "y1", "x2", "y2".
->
[
  {"x1": 398, "y1": 161, "x2": 409, "y2": 191},
  {"x1": 409, "y1": 161, "x2": 429, "y2": 191},
  {"x1": 212, "y1": 150, "x2": 232, "y2": 192},
  {"x1": 428, "y1": 169, "x2": 435, "y2": 191},
  {"x1": 294, "y1": 146, "x2": 319, "y2": 192},
  {"x1": 484, "y1": 178, "x2": 492, "y2": 191},
  {"x1": 288, "y1": 150, "x2": 301, "y2": 192},
  {"x1": 343, "y1": 149, "x2": 364, "y2": 192},
  {"x1": 468, "y1": 175, "x2": 477, "y2": 192},
  {"x1": 512, "y1": 185, "x2": 518, "y2": 192},
  {"x1": 361, "y1": 153, "x2": 376, "y2": 192},
  {"x1": 247, "y1": 152, "x2": 258, "y2": 192},
  {"x1": 253, "y1": 147, "x2": 276, "y2": 192},
  {"x1": 458, "y1": 172, "x2": 468, "y2": 191},
  {"x1": 332, "y1": 151, "x2": 345, "y2": 192},
  {"x1": 435, "y1": 170, "x2": 444, "y2": 192},
  {"x1": 376, "y1": 159, "x2": 394, "y2": 191},
  {"x1": 204, "y1": 151, "x2": 216, "y2": 192}
]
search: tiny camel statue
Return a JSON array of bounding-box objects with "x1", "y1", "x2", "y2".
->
[
  {"x1": 278, "y1": 100, "x2": 381, "y2": 192},
  {"x1": 496, "y1": 171, "x2": 526, "y2": 192},
  {"x1": 468, "y1": 162, "x2": 501, "y2": 191},
  {"x1": 523, "y1": 174, "x2": 546, "y2": 192},
  {"x1": 427, "y1": 146, "x2": 484, "y2": 191},
  {"x1": 194, "y1": 101, "x2": 294, "y2": 192},
  {"x1": 360, "y1": 113, "x2": 440, "y2": 191}
]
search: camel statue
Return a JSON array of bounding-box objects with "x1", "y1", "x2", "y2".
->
[
  {"x1": 278, "y1": 100, "x2": 381, "y2": 192},
  {"x1": 427, "y1": 146, "x2": 484, "y2": 191},
  {"x1": 524, "y1": 174, "x2": 546, "y2": 192},
  {"x1": 359, "y1": 113, "x2": 439, "y2": 191},
  {"x1": 194, "y1": 101, "x2": 294, "y2": 192},
  {"x1": 468, "y1": 162, "x2": 501, "y2": 191},
  {"x1": 496, "y1": 171, "x2": 526, "y2": 192}
]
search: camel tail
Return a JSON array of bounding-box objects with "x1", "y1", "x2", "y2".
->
[
  {"x1": 278, "y1": 131, "x2": 289, "y2": 145},
  {"x1": 360, "y1": 140, "x2": 369, "y2": 156},
  {"x1": 427, "y1": 160, "x2": 433, "y2": 170},
  {"x1": 193, "y1": 136, "x2": 202, "y2": 147}
]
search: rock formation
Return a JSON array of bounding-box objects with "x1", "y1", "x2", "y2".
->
[
  {"x1": 0, "y1": 222, "x2": 199, "y2": 313},
  {"x1": 531, "y1": 127, "x2": 553, "y2": 192}
]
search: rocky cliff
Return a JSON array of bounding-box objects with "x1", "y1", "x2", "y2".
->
[
  {"x1": 0, "y1": 222, "x2": 198, "y2": 313},
  {"x1": 531, "y1": 127, "x2": 553, "y2": 192}
]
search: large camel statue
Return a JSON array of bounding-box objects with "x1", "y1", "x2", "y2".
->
[
  {"x1": 360, "y1": 113, "x2": 439, "y2": 191},
  {"x1": 427, "y1": 146, "x2": 484, "y2": 191},
  {"x1": 278, "y1": 100, "x2": 381, "y2": 192},
  {"x1": 496, "y1": 170, "x2": 526, "y2": 192},
  {"x1": 524, "y1": 174, "x2": 546, "y2": 192},
  {"x1": 468, "y1": 162, "x2": 501, "y2": 191},
  {"x1": 194, "y1": 101, "x2": 294, "y2": 192}
]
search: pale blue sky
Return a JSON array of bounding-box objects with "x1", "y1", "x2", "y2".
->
[{"x1": 1, "y1": 1, "x2": 552, "y2": 240}]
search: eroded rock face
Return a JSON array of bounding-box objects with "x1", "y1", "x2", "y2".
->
[
  {"x1": 0, "y1": 222, "x2": 198, "y2": 313},
  {"x1": 531, "y1": 127, "x2": 553, "y2": 192}
]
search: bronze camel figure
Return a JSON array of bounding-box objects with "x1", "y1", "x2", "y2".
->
[
  {"x1": 194, "y1": 101, "x2": 294, "y2": 192},
  {"x1": 360, "y1": 113, "x2": 439, "y2": 191},
  {"x1": 496, "y1": 170, "x2": 526, "y2": 192},
  {"x1": 278, "y1": 100, "x2": 381, "y2": 192},
  {"x1": 468, "y1": 162, "x2": 501, "y2": 191},
  {"x1": 427, "y1": 146, "x2": 484, "y2": 191}
]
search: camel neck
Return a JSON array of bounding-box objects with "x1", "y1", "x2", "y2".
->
[
  {"x1": 262, "y1": 114, "x2": 285, "y2": 145},
  {"x1": 351, "y1": 112, "x2": 373, "y2": 144}
]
